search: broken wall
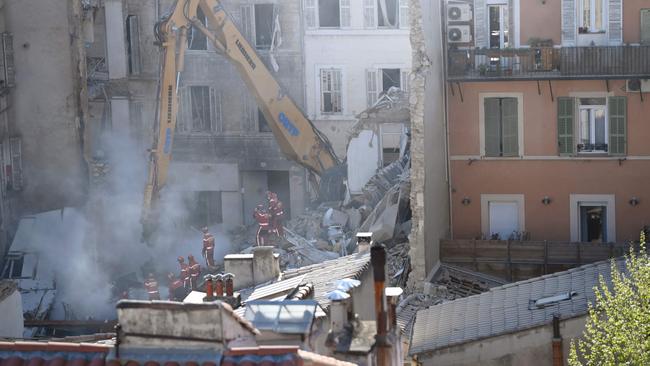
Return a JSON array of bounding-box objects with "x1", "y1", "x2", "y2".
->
[
  {"x1": 5, "y1": 0, "x2": 88, "y2": 214},
  {"x1": 407, "y1": 0, "x2": 449, "y2": 287}
]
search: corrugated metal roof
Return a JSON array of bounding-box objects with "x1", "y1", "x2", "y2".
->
[{"x1": 409, "y1": 258, "x2": 626, "y2": 355}]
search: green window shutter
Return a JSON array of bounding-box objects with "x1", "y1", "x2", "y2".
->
[
  {"x1": 557, "y1": 97, "x2": 575, "y2": 155},
  {"x1": 484, "y1": 98, "x2": 501, "y2": 157},
  {"x1": 609, "y1": 96, "x2": 627, "y2": 155},
  {"x1": 500, "y1": 98, "x2": 519, "y2": 156}
]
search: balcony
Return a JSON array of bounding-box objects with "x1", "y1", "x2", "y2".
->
[
  {"x1": 440, "y1": 239, "x2": 636, "y2": 281},
  {"x1": 447, "y1": 45, "x2": 650, "y2": 81}
]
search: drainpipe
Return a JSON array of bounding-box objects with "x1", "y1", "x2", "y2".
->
[
  {"x1": 552, "y1": 315, "x2": 564, "y2": 366},
  {"x1": 371, "y1": 243, "x2": 390, "y2": 366}
]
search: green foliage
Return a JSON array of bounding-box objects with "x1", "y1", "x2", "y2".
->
[{"x1": 569, "y1": 231, "x2": 650, "y2": 366}]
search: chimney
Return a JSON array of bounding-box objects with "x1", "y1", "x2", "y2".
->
[
  {"x1": 214, "y1": 274, "x2": 224, "y2": 297},
  {"x1": 224, "y1": 273, "x2": 234, "y2": 297},
  {"x1": 356, "y1": 232, "x2": 372, "y2": 253},
  {"x1": 552, "y1": 315, "x2": 564, "y2": 366},
  {"x1": 385, "y1": 287, "x2": 403, "y2": 333},
  {"x1": 252, "y1": 246, "x2": 280, "y2": 284},
  {"x1": 203, "y1": 275, "x2": 214, "y2": 302},
  {"x1": 371, "y1": 242, "x2": 390, "y2": 366},
  {"x1": 330, "y1": 299, "x2": 348, "y2": 333}
]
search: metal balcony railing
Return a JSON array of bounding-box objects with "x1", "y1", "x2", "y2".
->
[{"x1": 447, "y1": 45, "x2": 650, "y2": 81}]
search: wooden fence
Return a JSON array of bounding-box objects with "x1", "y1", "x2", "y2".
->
[{"x1": 440, "y1": 239, "x2": 636, "y2": 282}]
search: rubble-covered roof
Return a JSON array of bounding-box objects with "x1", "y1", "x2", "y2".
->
[
  {"x1": 0, "y1": 342, "x2": 354, "y2": 366},
  {"x1": 396, "y1": 264, "x2": 506, "y2": 339},
  {"x1": 409, "y1": 258, "x2": 626, "y2": 355},
  {"x1": 237, "y1": 252, "x2": 370, "y2": 315}
]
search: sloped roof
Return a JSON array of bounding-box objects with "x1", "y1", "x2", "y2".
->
[
  {"x1": 410, "y1": 258, "x2": 625, "y2": 355},
  {"x1": 234, "y1": 253, "x2": 370, "y2": 319}
]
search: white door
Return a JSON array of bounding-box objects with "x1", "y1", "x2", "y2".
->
[{"x1": 489, "y1": 201, "x2": 519, "y2": 239}]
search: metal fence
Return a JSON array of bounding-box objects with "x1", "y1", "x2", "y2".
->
[{"x1": 447, "y1": 46, "x2": 650, "y2": 81}]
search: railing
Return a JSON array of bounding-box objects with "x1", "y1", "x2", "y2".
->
[
  {"x1": 447, "y1": 45, "x2": 650, "y2": 81},
  {"x1": 440, "y1": 239, "x2": 637, "y2": 281}
]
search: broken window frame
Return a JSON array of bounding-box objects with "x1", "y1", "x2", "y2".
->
[
  {"x1": 366, "y1": 67, "x2": 408, "y2": 107},
  {"x1": 1, "y1": 252, "x2": 30, "y2": 279},
  {"x1": 177, "y1": 86, "x2": 222, "y2": 134},
  {"x1": 253, "y1": 3, "x2": 276, "y2": 50},
  {"x1": 320, "y1": 68, "x2": 343, "y2": 114},
  {"x1": 126, "y1": 15, "x2": 141, "y2": 75},
  {"x1": 188, "y1": 8, "x2": 208, "y2": 51}
]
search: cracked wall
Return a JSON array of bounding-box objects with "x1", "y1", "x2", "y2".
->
[{"x1": 407, "y1": 0, "x2": 449, "y2": 288}]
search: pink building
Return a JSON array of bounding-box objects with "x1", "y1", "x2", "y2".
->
[{"x1": 445, "y1": 0, "x2": 650, "y2": 243}]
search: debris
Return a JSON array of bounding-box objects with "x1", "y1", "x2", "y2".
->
[{"x1": 322, "y1": 208, "x2": 349, "y2": 227}]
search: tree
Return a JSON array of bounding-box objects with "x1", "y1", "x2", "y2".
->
[{"x1": 569, "y1": 231, "x2": 650, "y2": 366}]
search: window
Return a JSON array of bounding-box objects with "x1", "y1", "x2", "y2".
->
[
  {"x1": 188, "y1": 8, "x2": 208, "y2": 50},
  {"x1": 190, "y1": 86, "x2": 212, "y2": 132},
  {"x1": 304, "y1": 0, "x2": 350, "y2": 29},
  {"x1": 320, "y1": 68, "x2": 342, "y2": 113},
  {"x1": 378, "y1": 0, "x2": 398, "y2": 28},
  {"x1": 1, "y1": 253, "x2": 23, "y2": 279},
  {"x1": 483, "y1": 97, "x2": 519, "y2": 157},
  {"x1": 258, "y1": 108, "x2": 272, "y2": 132},
  {"x1": 488, "y1": 4, "x2": 509, "y2": 48},
  {"x1": 186, "y1": 191, "x2": 222, "y2": 228},
  {"x1": 570, "y1": 194, "x2": 615, "y2": 242},
  {"x1": 579, "y1": 0, "x2": 605, "y2": 33},
  {"x1": 126, "y1": 15, "x2": 141, "y2": 75},
  {"x1": 481, "y1": 194, "x2": 525, "y2": 240},
  {"x1": 319, "y1": 0, "x2": 340, "y2": 27},
  {"x1": 578, "y1": 98, "x2": 607, "y2": 153},
  {"x1": 557, "y1": 96, "x2": 626, "y2": 156},
  {"x1": 366, "y1": 68, "x2": 409, "y2": 107},
  {"x1": 254, "y1": 4, "x2": 275, "y2": 49},
  {"x1": 580, "y1": 205, "x2": 607, "y2": 242}
]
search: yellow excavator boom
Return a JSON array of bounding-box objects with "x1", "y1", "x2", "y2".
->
[{"x1": 142, "y1": 0, "x2": 342, "y2": 237}]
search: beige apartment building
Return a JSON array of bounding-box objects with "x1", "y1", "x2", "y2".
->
[{"x1": 446, "y1": 0, "x2": 650, "y2": 243}]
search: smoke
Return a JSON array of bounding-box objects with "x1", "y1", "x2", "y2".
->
[{"x1": 38, "y1": 124, "x2": 234, "y2": 322}]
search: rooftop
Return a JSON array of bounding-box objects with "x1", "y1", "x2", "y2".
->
[
  {"x1": 0, "y1": 342, "x2": 355, "y2": 366},
  {"x1": 409, "y1": 258, "x2": 625, "y2": 355},
  {"x1": 237, "y1": 252, "x2": 370, "y2": 315}
]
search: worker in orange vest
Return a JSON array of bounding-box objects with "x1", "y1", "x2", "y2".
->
[
  {"x1": 177, "y1": 256, "x2": 191, "y2": 290},
  {"x1": 144, "y1": 273, "x2": 160, "y2": 300},
  {"x1": 202, "y1": 227, "x2": 216, "y2": 267},
  {"x1": 188, "y1": 254, "x2": 201, "y2": 290},
  {"x1": 253, "y1": 204, "x2": 271, "y2": 246},
  {"x1": 268, "y1": 191, "x2": 285, "y2": 238},
  {"x1": 167, "y1": 272, "x2": 186, "y2": 301}
]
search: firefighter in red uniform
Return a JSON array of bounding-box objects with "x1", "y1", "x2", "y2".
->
[
  {"x1": 144, "y1": 273, "x2": 160, "y2": 300},
  {"x1": 167, "y1": 272, "x2": 186, "y2": 301},
  {"x1": 178, "y1": 256, "x2": 191, "y2": 290},
  {"x1": 268, "y1": 191, "x2": 285, "y2": 238},
  {"x1": 253, "y1": 204, "x2": 271, "y2": 246},
  {"x1": 188, "y1": 254, "x2": 201, "y2": 290},
  {"x1": 202, "y1": 227, "x2": 215, "y2": 267}
]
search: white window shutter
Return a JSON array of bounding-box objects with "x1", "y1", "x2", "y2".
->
[
  {"x1": 9, "y1": 137, "x2": 21, "y2": 191},
  {"x1": 399, "y1": 0, "x2": 409, "y2": 29},
  {"x1": 608, "y1": 0, "x2": 622, "y2": 45},
  {"x1": 363, "y1": 0, "x2": 376, "y2": 28},
  {"x1": 561, "y1": 0, "x2": 577, "y2": 46},
  {"x1": 304, "y1": 0, "x2": 317, "y2": 29},
  {"x1": 240, "y1": 5, "x2": 255, "y2": 44},
  {"x1": 366, "y1": 69, "x2": 378, "y2": 107},
  {"x1": 340, "y1": 0, "x2": 351, "y2": 28},
  {"x1": 473, "y1": 0, "x2": 488, "y2": 48},
  {"x1": 400, "y1": 69, "x2": 410, "y2": 93},
  {"x1": 333, "y1": 69, "x2": 342, "y2": 112}
]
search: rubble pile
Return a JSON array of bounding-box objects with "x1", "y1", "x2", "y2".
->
[{"x1": 386, "y1": 241, "x2": 411, "y2": 288}]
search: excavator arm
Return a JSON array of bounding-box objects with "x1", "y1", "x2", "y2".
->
[{"x1": 142, "y1": 0, "x2": 343, "y2": 238}]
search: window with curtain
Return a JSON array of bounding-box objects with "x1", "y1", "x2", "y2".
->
[{"x1": 579, "y1": 0, "x2": 605, "y2": 33}]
